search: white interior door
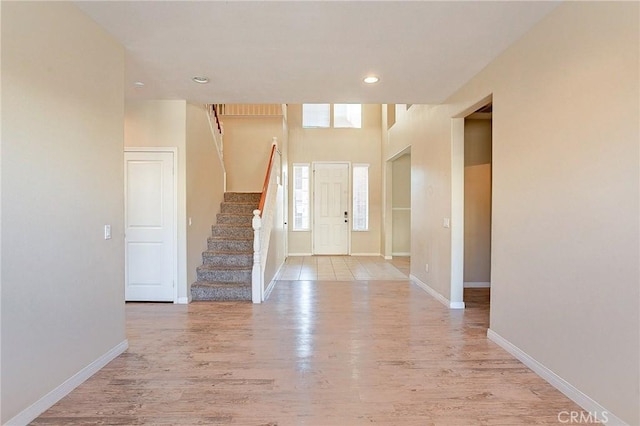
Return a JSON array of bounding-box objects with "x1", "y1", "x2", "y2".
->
[
  {"x1": 313, "y1": 163, "x2": 349, "y2": 255},
  {"x1": 125, "y1": 151, "x2": 175, "y2": 301}
]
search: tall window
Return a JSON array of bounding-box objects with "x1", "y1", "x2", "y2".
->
[
  {"x1": 292, "y1": 164, "x2": 310, "y2": 230},
  {"x1": 352, "y1": 164, "x2": 369, "y2": 231},
  {"x1": 302, "y1": 104, "x2": 362, "y2": 129}
]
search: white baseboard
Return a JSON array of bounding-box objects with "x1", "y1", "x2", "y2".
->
[
  {"x1": 464, "y1": 281, "x2": 491, "y2": 288},
  {"x1": 487, "y1": 329, "x2": 624, "y2": 425},
  {"x1": 391, "y1": 252, "x2": 411, "y2": 256},
  {"x1": 264, "y1": 261, "x2": 285, "y2": 301},
  {"x1": 383, "y1": 256, "x2": 393, "y2": 260},
  {"x1": 176, "y1": 296, "x2": 190, "y2": 304},
  {"x1": 7, "y1": 339, "x2": 128, "y2": 426},
  {"x1": 410, "y1": 275, "x2": 465, "y2": 310},
  {"x1": 264, "y1": 278, "x2": 277, "y2": 300},
  {"x1": 288, "y1": 253, "x2": 383, "y2": 257}
]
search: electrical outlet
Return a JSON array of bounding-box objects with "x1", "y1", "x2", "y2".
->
[{"x1": 425, "y1": 263, "x2": 429, "y2": 273}]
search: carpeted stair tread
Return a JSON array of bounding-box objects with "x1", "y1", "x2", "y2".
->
[
  {"x1": 203, "y1": 250, "x2": 253, "y2": 255},
  {"x1": 196, "y1": 265, "x2": 251, "y2": 284},
  {"x1": 224, "y1": 192, "x2": 262, "y2": 203},
  {"x1": 192, "y1": 281, "x2": 251, "y2": 288},
  {"x1": 215, "y1": 215, "x2": 254, "y2": 226},
  {"x1": 213, "y1": 222, "x2": 253, "y2": 227},
  {"x1": 191, "y1": 281, "x2": 251, "y2": 301},
  {"x1": 197, "y1": 264, "x2": 252, "y2": 272},
  {"x1": 207, "y1": 238, "x2": 253, "y2": 253},
  {"x1": 220, "y1": 203, "x2": 260, "y2": 215},
  {"x1": 203, "y1": 251, "x2": 253, "y2": 267},
  {"x1": 211, "y1": 225, "x2": 254, "y2": 239},
  {"x1": 208, "y1": 235, "x2": 253, "y2": 241}
]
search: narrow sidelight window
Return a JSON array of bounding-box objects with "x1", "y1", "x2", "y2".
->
[
  {"x1": 352, "y1": 164, "x2": 369, "y2": 231},
  {"x1": 292, "y1": 164, "x2": 310, "y2": 230}
]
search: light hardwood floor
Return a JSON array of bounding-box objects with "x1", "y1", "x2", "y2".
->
[{"x1": 34, "y1": 276, "x2": 585, "y2": 424}]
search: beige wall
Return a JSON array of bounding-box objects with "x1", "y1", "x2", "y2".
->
[
  {"x1": 392, "y1": 154, "x2": 411, "y2": 255},
  {"x1": 186, "y1": 103, "x2": 226, "y2": 293},
  {"x1": 464, "y1": 119, "x2": 491, "y2": 284},
  {"x1": 463, "y1": 164, "x2": 491, "y2": 283},
  {"x1": 288, "y1": 104, "x2": 382, "y2": 255},
  {"x1": 464, "y1": 119, "x2": 492, "y2": 166},
  {"x1": 222, "y1": 116, "x2": 285, "y2": 192},
  {"x1": 1, "y1": 2, "x2": 126, "y2": 422},
  {"x1": 387, "y1": 103, "x2": 453, "y2": 298},
  {"x1": 387, "y1": 3, "x2": 639, "y2": 423}
]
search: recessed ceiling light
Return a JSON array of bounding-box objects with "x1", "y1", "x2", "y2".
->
[
  {"x1": 363, "y1": 75, "x2": 380, "y2": 84},
  {"x1": 192, "y1": 76, "x2": 209, "y2": 84},
  {"x1": 133, "y1": 81, "x2": 145, "y2": 87}
]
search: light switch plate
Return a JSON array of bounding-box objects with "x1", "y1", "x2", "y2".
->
[
  {"x1": 443, "y1": 218, "x2": 450, "y2": 228},
  {"x1": 104, "y1": 225, "x2": 111, "y2": 240}
]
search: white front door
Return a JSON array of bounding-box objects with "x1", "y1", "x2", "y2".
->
[
  {"x1": 124, "y1": 151, "x2": 175, "y2": 302},
  {"x1": 313, "y1": 162, "x2": 349, "y2": 255}
]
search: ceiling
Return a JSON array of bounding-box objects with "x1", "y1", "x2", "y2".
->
[{"x1": 75, "y1": 1, "x2": 559, "y2": 104}]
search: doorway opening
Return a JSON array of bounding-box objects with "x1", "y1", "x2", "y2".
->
[
  {"x1": 384, "y1": 145, "x2": 412, "y2": 271},
  {"x1": 390, "y1": 148, "x2": 412, "y2": 276},
  {"x1": 450, "y1": 95, "x2": 492, "y2": 310},
  {"x1": 463, "y1": 104, "x2": 492, "y2": 310}
]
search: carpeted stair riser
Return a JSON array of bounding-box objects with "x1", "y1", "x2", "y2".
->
[
  {"x1": 220, "y1": 202, "x2": 258, "y2": 215},
  {"x1": 207, "y1": 237, "x2": 252, "y2": 252},
  {"x1": 216, "y1": 214, "x2": 253, "y2": 226},
  {"x1": 211, "y1": 225, "x2": 254, "y2": 239},
  {"x1": 203, "y1": 252, "x2": 253, "y2": 267},
  {"x1": 191, "y1": 283, "x2": 251, "y2": 301},
  {"x1": 224, "y1": 192, "x2": 262, "y2": 203},
  {"x1": 196, "y1": 266, "x2": 252, "y2": 283}
]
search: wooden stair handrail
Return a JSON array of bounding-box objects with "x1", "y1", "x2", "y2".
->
[
  {"x1": 258, "y1": 143, "x2": 277, "y2": 216},
  {"x1": 211, "y1": 104, "x2": 222, "y2": 134}
]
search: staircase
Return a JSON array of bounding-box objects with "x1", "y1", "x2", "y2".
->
[{"x1": 191, "y1": 192, "x2": 261, "y2": 301}]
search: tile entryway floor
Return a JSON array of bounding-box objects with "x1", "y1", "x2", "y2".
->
[{"x1": 277, "y1": 256, "x2": 409, "y2": 281}]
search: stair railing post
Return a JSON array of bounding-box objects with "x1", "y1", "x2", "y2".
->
[{"x1": 252, "y1": 209, "x2": 263, "y2": 303}]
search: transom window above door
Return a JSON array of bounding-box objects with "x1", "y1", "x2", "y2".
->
[{"x1": 302, "y1": 104, "x2": 362, "y2": 129}]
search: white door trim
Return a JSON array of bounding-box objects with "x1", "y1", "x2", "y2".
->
[
  {"x1": 311, "y1": 161, "x2": 351, "y2": 255},
  {"x1": 124, "y1": 147, "x2": 178, "y2": 303}
]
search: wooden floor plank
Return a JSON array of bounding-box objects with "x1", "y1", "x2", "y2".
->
[{"x1": 34, "y1": 282, "x2": 585, "y2": 425}]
